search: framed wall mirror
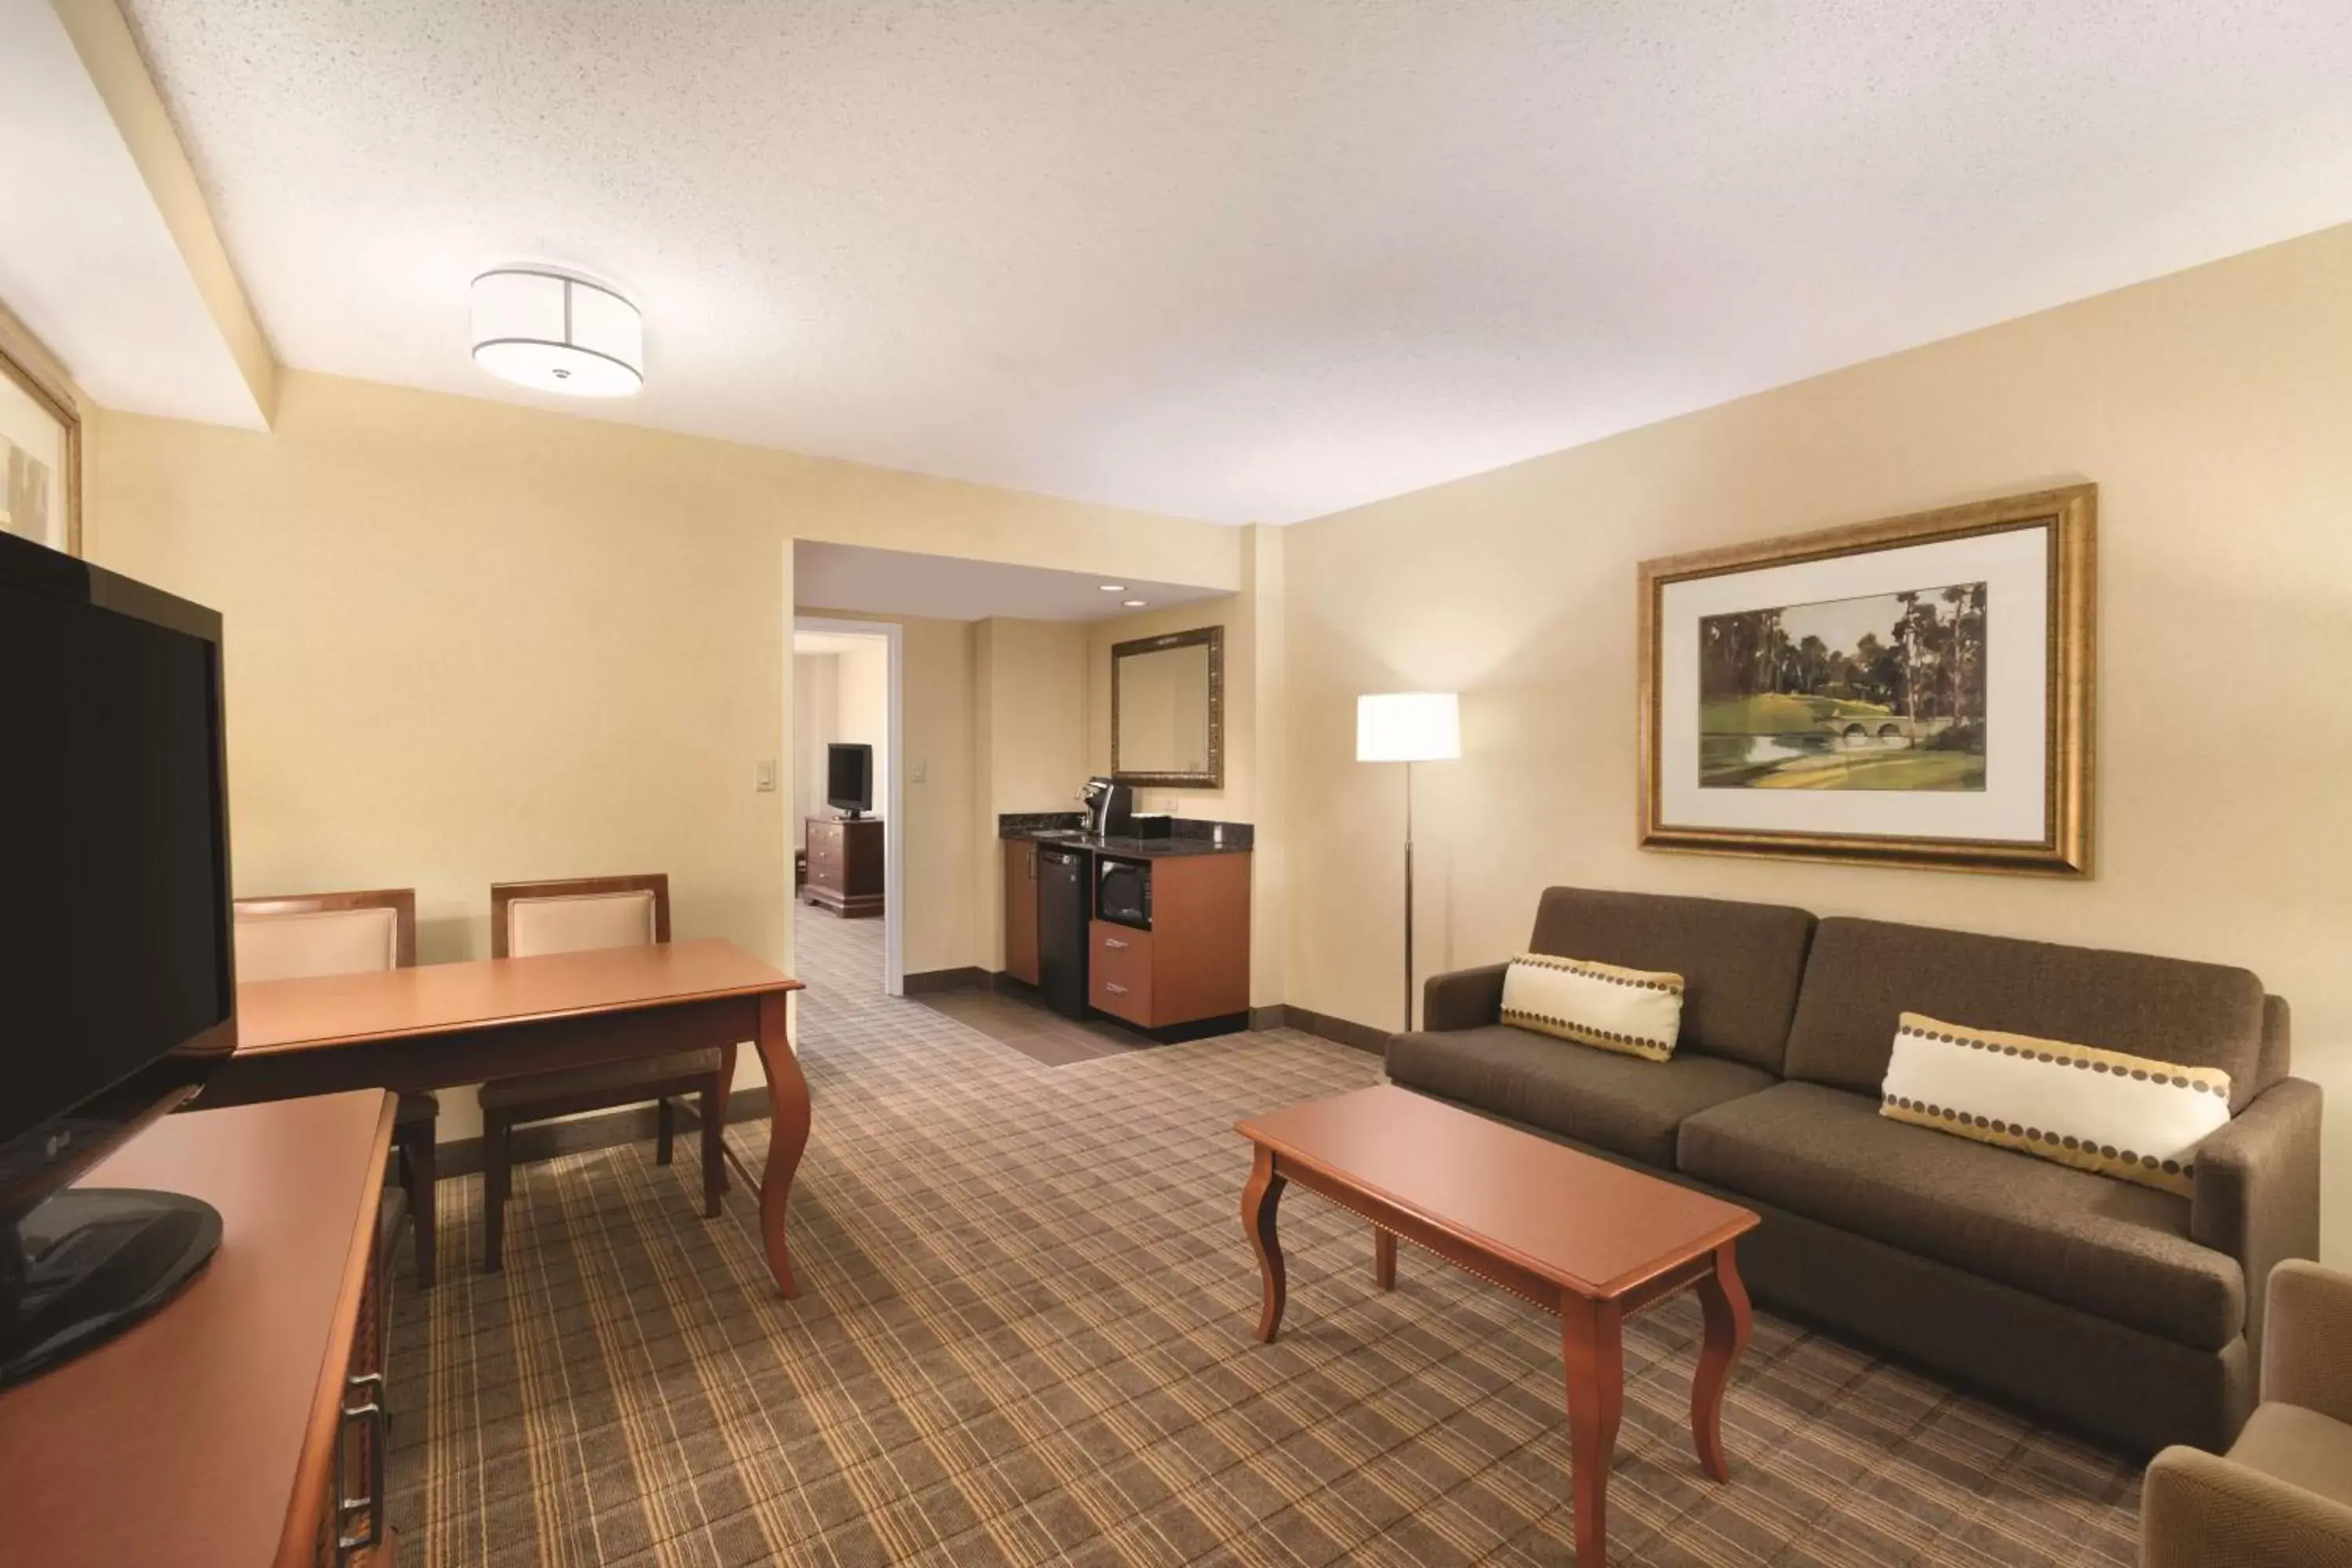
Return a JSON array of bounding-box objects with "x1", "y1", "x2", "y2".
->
[{"x1": 1111, "y1": 626, "x2": 1223, "y2": 789}]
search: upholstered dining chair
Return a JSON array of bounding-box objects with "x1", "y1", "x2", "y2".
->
[
  {"x1": 478, "y1": 874, "x2": 735, "y2": 1272},
  {"x1": 232, "y1": 887, "x2": 441, "y2": 1287}
]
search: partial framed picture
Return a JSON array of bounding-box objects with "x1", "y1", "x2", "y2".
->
[
  {"x1": 0, "y1": 339, "x2": 80, "y2": 557},
  {"x1": 1639, "y1": 486, "x2": 2094, "y2": 876}
]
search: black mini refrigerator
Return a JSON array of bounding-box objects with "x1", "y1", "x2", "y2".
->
[{"x1": 1036, "y1": 846, "x2": 1093, "y2": 1018}]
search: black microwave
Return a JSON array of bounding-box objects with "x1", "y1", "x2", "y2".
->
[{"x1": 1097, "y1": 857, "x2": 1151, "y2": 929}]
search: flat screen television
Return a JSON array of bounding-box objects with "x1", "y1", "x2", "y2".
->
[
  {"x1": 0, "y1": 529, "x2": 235, "y2": 1387},
  {"x1": 826, "y1": 741, "x2": 873, "y2": 819}
]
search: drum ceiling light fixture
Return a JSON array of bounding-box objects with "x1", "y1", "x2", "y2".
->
[{"x1": 470, "y1": 268, "x2": 644, "y2": 397}]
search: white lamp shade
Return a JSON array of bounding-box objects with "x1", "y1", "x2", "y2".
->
[
  {"x1": 1356, "y1": 691, "x2": 1461, "y2": 762},
  {"x1": 471, "y1": 270, "x2": 644, "y2": 397}
]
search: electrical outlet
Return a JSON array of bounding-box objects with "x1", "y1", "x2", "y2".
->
[{"x1": 755, "y1": 760, "x2": 777, "y2": 793}]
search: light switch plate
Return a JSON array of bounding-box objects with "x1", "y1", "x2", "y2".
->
[{"x1": 755, "y1": 760, "x2": 778, "y2": 793}]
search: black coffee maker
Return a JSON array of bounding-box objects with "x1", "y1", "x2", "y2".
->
[{"x1": 1081, "y1": 776, "x2": 1134, "y2": 837}]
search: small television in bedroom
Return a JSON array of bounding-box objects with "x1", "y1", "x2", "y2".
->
[
  {"x1": 826, "y1": 741, "x2": 873, "y2": 819},
  {"x1": 0, "y1": 529, "x2": 237, "y2": 1388}
]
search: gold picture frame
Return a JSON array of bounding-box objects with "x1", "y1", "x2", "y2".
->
[
  {"x1": 1638, "y1": 485, "x2": 2095, "y2": 876},
  {"x1": 0, "y1": 326, "x2": 82, "y2": 558}
]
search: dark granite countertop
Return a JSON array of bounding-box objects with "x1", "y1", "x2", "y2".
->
[
  {"x1": 998, "y1": 811, "x2": 1254, "y2": 858},
  {"x1": 1000, "y1": 826, "x2": 1252, "y2": 858}
]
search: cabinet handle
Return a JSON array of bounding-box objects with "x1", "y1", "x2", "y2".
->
[
  {"x1": 1103, "y1": 982, "x2": 1128, "y2": 995},
  {"x1": 336, "y1": 1374, "x2": 388, "y2": 1561},
  {"x1": 1102, "y1": 938, "x2": 1128, "y2": 949}
]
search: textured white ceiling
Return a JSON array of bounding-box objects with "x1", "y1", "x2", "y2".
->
[
  {"x1": 121, "y1": 0, "x2": 2352, "y2": 523},
  {"x1": 795, "y1": 541, "x2": 1225, "y2": 623}
]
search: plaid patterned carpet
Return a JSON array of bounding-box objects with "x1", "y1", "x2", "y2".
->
[{"x1": 385, "y1": 916, "x2": 2143, "y2": 1566}]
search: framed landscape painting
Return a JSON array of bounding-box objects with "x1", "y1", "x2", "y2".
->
[
  {"x1": 1639, "y1": 485, "x2": 2094, "y2": 875},
  {"x1": 0, "y1": 337, "x2": 78, "y2": 557}
]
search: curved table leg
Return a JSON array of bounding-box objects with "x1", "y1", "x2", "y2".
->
[
  {"x1": 1562, "y1": 1295, "x2": 1624, "y2": 1568},
  {"x1": 753, "y1": 989, "x2": 811, "y2": 1298},
  {"x1": 1374, "y1": 1228, "x2": 1396, "y2": 1291},
  {"x1": 1241, "y1": 1145, "x2": 1287, "y2": 1341},
  {"x1": 1691, "y1": 1240, "x2": 1751, "y2": 1483}
]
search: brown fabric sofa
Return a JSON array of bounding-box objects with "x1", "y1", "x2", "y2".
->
[{"x1": 1389, "y1": 886, "x2": 2321, "y2": 1454}]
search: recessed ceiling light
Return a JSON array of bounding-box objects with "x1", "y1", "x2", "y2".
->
[
  {"x1": 471, "y1": 268, "x2": 644, "y2": 397},
  {"x1": 1099, "y1": 584, "x2": 1126, "y2": 593},
  {"x1": 1123, "y1": 599, "x2": 1146, "y2": 608}
]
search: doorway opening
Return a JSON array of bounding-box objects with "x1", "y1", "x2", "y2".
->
[{"x1": 792, "y1": 618, "x2": 903, "y2": 1001}]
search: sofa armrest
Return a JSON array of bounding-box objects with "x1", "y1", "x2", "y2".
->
[
  {"x1": 2263, "y1": 1261, "x2": 2352, "y2": 1425},
  {"x1": 1422, "y1": 963, "x2": 1508, "y2": 1033},
  {"x1": 2192, "y1": 1076, "x2": 2323, "y2": 1359},
  {"x1": 2141, "y1": 1443, "x2": 2352, "y2": 1568}
]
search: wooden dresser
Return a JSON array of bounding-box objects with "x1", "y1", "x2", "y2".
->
[
  {"x1": 0, "y1": 1091, "x2": 400, "y2": 1567},
  {"x1": 804, "y1": 815, "x2": 885, "y2": 917}
]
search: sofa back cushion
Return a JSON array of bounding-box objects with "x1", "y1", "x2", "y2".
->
[
  {"x1": 1784, "y1": 917, "x2": 2269, "y2": 1110},
  {"x1": 1526, "y1": 887, "x2": 1813, "y2": 1072}
]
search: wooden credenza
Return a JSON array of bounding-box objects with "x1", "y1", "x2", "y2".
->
[
  {"x1": 804, "y1": 815, "x2": 885, "y2": 917},
  {"x1": 0, "y1": 1091, "x2": 399, "y2": 1567}
]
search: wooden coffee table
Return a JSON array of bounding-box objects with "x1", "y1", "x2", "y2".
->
[{"x1": 1235, "y1": 1084, "x2": 1760, "y2": 1567}]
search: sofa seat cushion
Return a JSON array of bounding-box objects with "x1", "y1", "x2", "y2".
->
[
  {"x1": 1679, "y1": 1081, "x2": 2244, "y2": 1349},
  {"x1": 1387, "y1": 1024, "x2": 1774, "y2": 1169},
  {"x1": 2231, "y1": 1403, "x2": 2352, "y2": 1509}
]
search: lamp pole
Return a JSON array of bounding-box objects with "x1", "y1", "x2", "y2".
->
[
  {"x1": 1403, "y1": 759, "x2": 1416, "y2": 1033},
  {"x1": 1356, "y1": 692, "x2": 1458, "y2": 1040}
]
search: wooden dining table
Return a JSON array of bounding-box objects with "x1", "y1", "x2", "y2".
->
[{"x1": 201, "y1": 937, "x2": 812, "y2": 1297}]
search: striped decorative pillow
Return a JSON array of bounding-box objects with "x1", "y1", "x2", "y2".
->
[
  {"x1": 1499, "y1": 953, "x2": 1684, "y2": 1063},
  {"x1": 1879, "y1": 1012, "x2": 2230, "y2": 1196}
]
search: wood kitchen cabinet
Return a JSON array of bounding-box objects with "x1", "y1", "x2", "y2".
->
[
  {"x1": 804, "y1": 816, "x2": 885, "y2": 917},
  {"x1": 999, "y1": 827, "x2": 1251, "y2": 1040},
  {"x1": 1090, "y1": 851, "x2": 1251, "y2": 1033},
  {"x1": 1003, "y1": 837, "x2": 1040, "y2": 984}
]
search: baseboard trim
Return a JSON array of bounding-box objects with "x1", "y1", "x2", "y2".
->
[
  {"x1": 924, "y1": 975, "x2": 1389, "y2": 1058},
  {"x1": 1276, "y1": 1004, "x2": 1392, "y2": 1057},
  {"x1": 904, "y1": 965, "x2": 989, "y2": 995},
  {"x1": 434, "y1": 1085, "x2": 773, "y2": 1178}
]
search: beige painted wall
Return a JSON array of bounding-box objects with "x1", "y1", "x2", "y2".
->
[
  {"x1": 972, "y1": 617, "x2": 1089, "y2": 969},
  {"x1": 796, "y1": 608, "x2": 979, "y2": 978},
  {"x1": 1086, "y1": 594, "x2": 1250, "y2": 821},
  {"x1": 1086, "y1": 528, "x2": 1289, "y2": 1007},
  {"x1": 85, "y1": 368, "x2": 1228, "y2": 1138},
  {"x1": 835, "y1": 637, "x2": 888, "y2": 808},
  {"x1": 790, "y1": 652, "x2": 839, "y2": 846},
  {"x1": 1283, "y1": 221, "x2": 2352, "y2": 1259},
  {"x1": 789, "y1": 638, "x2": 886, "y2": 846}
]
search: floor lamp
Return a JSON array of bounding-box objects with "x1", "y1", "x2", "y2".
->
[{"x1": 1356, "y1": 692, "x2": 1461, "y2": 1033}]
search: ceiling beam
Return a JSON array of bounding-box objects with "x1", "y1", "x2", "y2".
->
[{"x1": 49, "y1": 0, "x2": 275, "y2": 424}]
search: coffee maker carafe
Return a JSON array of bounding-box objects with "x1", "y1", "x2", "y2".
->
[{"x1": 1081, "y1": 776, "x2": 1134, "y2": 838}]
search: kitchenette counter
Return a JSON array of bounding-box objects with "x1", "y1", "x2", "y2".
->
[
  {"x1": 1000, "y1": 811, "x2": 1253, "y2": 1039},
  {"x1": 998, "y1": 813, "x2": 1254, "y2": 858}
]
